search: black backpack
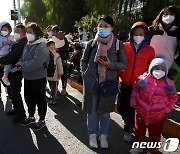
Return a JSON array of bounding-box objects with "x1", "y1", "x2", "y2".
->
[{"x1": 47, "y1": 52, "x2": 57, "y2": 77}]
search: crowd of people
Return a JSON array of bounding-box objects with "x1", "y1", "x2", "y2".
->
[{"x1": 0, "y1": 5, "x2": 179, "y2": 154}]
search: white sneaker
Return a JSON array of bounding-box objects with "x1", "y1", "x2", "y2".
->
[
  {"x1": 99, "y1": 134, "x2": 108, "y2": 148},
  {"x1": 130, "y1": 148, "x2": 143, "y2": 154},
  {"x1": 89, "y1": 134, "x2": 98, "y2": 148},
  {"x1": 147, "y1": 152, "x2": 151, "y2": 154},
  {"x1": 2, "y1": 75, "x2": 10, "y2": 86},
  {"x1": 60, "y1": 88, "x2": 67, "y2": 95},
  {"x1": 123, "y1": 132, "x2": 132, "y2": 142}
]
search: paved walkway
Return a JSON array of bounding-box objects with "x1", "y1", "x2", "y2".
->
[{"x1": 0, "y1": 83, "x2": 179, "y2": 154}]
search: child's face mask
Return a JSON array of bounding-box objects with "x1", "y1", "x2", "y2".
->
[
  {"x1": 1, "y1": 30, "x2": 9, "y2": 36},
  {"x1": 1, "y1": 26, "x2": 10, "y2": 36},
  {"x1": 152, "y1": 70, "x2": 165, "y2": 79},
  {"x1": 133, "y1": 27, "x2": 145, "y2": 44},
  {"x1": 133, "y1": 36, "x2": 144, "y2": 44}
]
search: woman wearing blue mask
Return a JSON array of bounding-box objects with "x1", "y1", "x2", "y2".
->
[{"x1": 80, "y1": 15, "x2": 127, "y2": 149}]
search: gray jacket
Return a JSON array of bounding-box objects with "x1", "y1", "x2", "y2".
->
[
  {"x1": 80, "y1": 38, "x2": 127, "y2": 114},
  {"x1": 20, "y1": 38, "x2": 49, "y2": 80}
]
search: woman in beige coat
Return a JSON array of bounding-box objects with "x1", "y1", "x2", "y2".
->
[{"x1": 47, "y1": 41, "x2": 63, "y2": 105}]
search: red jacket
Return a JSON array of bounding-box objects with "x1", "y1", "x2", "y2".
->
[
  {"x1": 118, "y1": 22, "x2": 155, "y2": 86},
  {"x1": 118, "y1": 42, "x2": 155, "y2": 86}
]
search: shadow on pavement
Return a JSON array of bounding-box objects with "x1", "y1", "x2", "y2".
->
[
  {"x1": 33, "y1": 127, "x2": 67, "y2": 154},
  {"x1": 49, "y1": 93, "x2": 134, "y2": 154},
  {"x1": 0, "y1": 93, "x2": 66, "y2": 154}
]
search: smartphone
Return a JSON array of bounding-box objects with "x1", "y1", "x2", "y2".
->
[{"x1": 98, "y1": 55, "x2": 107, "y2": 61}]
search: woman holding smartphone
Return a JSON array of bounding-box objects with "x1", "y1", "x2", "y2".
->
[{"x1": 80, "y1": 15, "x2": 127, "y2": 149}]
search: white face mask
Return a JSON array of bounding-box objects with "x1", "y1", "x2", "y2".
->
[
  {"x1": 152, "y1": 70, "x2": 165, "y2": 79},
  {"x1": 162, "y1": 15, "x2": 175, "y2": 24},
  {"x1": 26, "y1": 33, "x2": 35, "y2": 42},
  {"x1": 1, "y1": 31, "x2": 9, "y2": 36},
  {"x1": 51, "y1": 36, "x2": 65, "y2": 48},
  {"x1": 47, "y1": 31, "x2": 53, "y2": 38},
  {"x1": 14, "y1": 33, "x2": 21, "y2": 42},
  {"x1": 133, "y1": 36, "x2": 144, "y2": 44}
]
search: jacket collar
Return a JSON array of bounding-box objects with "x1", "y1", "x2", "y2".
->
[
  {"x1": 28, "y1": 38, "x2": 47, "y2": 45},
  {"x1": 159, "y1": 23, "x2": 178, "y2": 32}
]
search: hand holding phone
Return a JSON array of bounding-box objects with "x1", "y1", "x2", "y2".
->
[{"x1": 98, "y1": 55, "x2": 107, "y2": 61}]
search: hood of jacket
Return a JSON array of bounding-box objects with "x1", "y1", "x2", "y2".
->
[
  {"x1": 148, "y1": 55, "x2": 168, "y2": 77},
  {"x1": 0, "y1": 21, "x2": 12, "y2": 36},
  {"x1": 28, "y1": 37, "x2": 47, "y2": 45},
  {"x1": 129, "y1": 22, "x2": 149, "y2": 51}
]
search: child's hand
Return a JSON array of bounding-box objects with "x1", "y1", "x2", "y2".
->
[
  {"x1": 15, "y1": 62, "x2": 23, "y2": 71},
  {"x1": 2, "y1": 42, "x2": 8, "y2": 46},
  {"x1": 2, "y1": 40, "x2": 12, "y2": 46},
  {"x1": 7, "y1": 40, "x2": 12, "y2": 45}
]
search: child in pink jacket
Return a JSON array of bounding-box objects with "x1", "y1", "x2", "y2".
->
[{"x1": 130, "y1": 55, "x2": 178, "y2": 154}]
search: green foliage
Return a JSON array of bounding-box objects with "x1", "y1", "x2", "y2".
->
[
  {"x1": 21, "y1": 0, "x2": 47, "y2": 31},
  {"x1": 74, "y1": 15, "x2": 97, "y2": 39},
  {"x1": 21, "y1": 0, "x2": 180, "y2": 37}
]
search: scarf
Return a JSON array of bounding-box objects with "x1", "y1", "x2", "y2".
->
[{"x1": 94, "y1": 33, "x2": 114, "y2": 83}]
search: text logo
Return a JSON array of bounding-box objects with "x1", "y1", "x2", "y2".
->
[
  {"x1": 163, "y1": 138, "x2": 179, "y2": 152},
  {"x1": 132, "y1": 138, "x2": 179, "y2": 152}
]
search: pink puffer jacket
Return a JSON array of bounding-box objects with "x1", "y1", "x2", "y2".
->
[{"x1": 131, "y1": 73, "x2": 178, "y2": 124}]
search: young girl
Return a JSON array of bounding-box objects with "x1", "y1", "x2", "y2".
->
[
  {"x1": 117, "y1": 22, "x2": 155, "y2": 142},
  {"x1": 47, "y1": 41, "x2": 63, "y2": 105},
  {"x1": 130, "y1": 56, "x2": 178, "y2": 154}
]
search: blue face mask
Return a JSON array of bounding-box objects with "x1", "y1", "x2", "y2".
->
[{"x1": 97, "y1": 28, "x2": 111, "y2": 38}]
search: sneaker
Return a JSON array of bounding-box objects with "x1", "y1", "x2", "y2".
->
[
  {"x1": 21, "y1": 117, "x2": 36, "y2": 126},
  {"x1": 48, "y1": 98, "x2": 56, "y2": 106},
  {"x1": 130, "y1": 148, "x2": 143, "y2": 154},
  {"x1": 6, "y1": 109, "x2": 17, "y2": 116},
  {"x1": 32, "y1": 120, "x2": 46, "y2": 131},
  {"x1": 89, "y1": 134, "x2": 98, "y2": 148},
  {"x1": 60, "y1": 88, "x2": 67, "y2": 95},
  {"x1": 147, "y1": 152, "x2": 151, "y2": 154},
  {"x1": 99, "y1": 134, "x2": 108, "y2": 148},
  {"x1": 13, "y1": 113, "x2": 26, "y2": 123},
  {"x1": 2, "y1": 75, "x2": 10, "y2": 86},
  {"x1": 123, "y1": 132, "x2": 132, "y2": 142}
]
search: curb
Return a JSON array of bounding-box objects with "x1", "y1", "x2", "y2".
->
[
  {"x1": 163, "y1": 118, "x2": 180, "y2": 137},
  {"x1": 67, "y1": 78, "x2": 180, "y2": 138}
]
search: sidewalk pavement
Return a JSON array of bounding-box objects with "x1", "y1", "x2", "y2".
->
[{"x1": 0, "y1": 81, "x2": 179, "y2": 154}]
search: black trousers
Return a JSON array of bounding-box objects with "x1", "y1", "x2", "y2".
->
[
  {"x1": 48, "y1": 81, "x2": 58, "y2": 98},
  {"x1": 24, "y1": 78, "x2": 47, "y2": 120},
  {"x1": 61, "y1": 64, "x2": 67, "y2": 89},
  {"x1": 118, "y1": 83, "x2": 135, "y2": 133},
  {"x1": 8, "y1": 71, "x2": 25, "y2": 114},
  {"x1": 0, "y1": 67, "x2": 7, "y2": 94}
]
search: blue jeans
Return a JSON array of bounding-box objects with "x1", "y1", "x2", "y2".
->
[{"x1": 87, "y1": 81, "x2": 110, "y2": 135}]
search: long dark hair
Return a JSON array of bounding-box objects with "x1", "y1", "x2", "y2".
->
[
  {"x1": 26, "y1": 22, "x2": 44, "y2": 38},
  {"x1": 152, "y1": 6, "x2": 179, "y2": 30}
]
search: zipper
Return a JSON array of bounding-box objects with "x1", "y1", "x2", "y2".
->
[{"x1": 129, "y1": 49, "x2": 137, "y2": 85}]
